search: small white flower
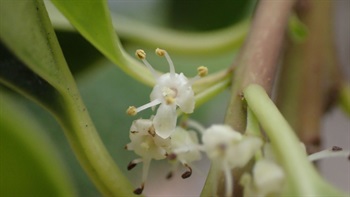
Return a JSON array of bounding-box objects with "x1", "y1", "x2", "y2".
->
[
  {"x1": 202, "y1": 124, "x2": 263, "y2": 197},
  {"x1": 167, "y1": 127, "x2": 202, "y2": 179},
  {"x1": 127, "y1": 48, "x2": 208, "y2": 139},
  {"x1": 125, "y1": 118, "x2": 171, "y2": 195},
  {"x1": 240, "y1": 159, "x2": 285, "y2": 197}
]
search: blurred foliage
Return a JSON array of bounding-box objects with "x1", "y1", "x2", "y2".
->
[
  {"x1": 0, "y1": 88, "x2": 75, "y2": 196},
  {"x1": 0, "y1": 0, "x2": 255, "y2": 196},
  {"x1": 169, "y1": 0, "x2": 256, "y2": 31}
]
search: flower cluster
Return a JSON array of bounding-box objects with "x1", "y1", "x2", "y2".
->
[
  {"x1": 125, "y1": 48, "x2": 207, "y2": 194},
  {"x1": 124, "y1": 48, "x2": 289, "y2": 196},
  {"x1": 127, "y1": 48, "x2": 208, "y2": 139},
  {"x1": 202, "y1": 125, "x2": 263, "y2": 196}
]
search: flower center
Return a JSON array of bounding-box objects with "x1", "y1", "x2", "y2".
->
[{"x1": 162, "y1": 87, "x2": 178, "y2": 104}]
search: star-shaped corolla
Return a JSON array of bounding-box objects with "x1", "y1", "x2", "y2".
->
[
  {"x1": 127, "y1": 48, "x2": 208, "y2": 139},
  {"x1": 166, "y1": 127, "x2": 202, "y2": 179},
  {"x1": 125, "y1": 118, "x2": 171, "y2": 195},
  {"x1": 202, "y1": 124, "x2": 263, "y2": 197}
]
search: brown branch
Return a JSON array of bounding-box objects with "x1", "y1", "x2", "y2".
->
[
  {"x1": 224, "y1": 0, "x2": 296, "y2": 132},
  {"x1": 203, "y1": 1, "x2": 297, "y2": 197},
  {"x1": 276, "y1": 0, "x2": 342, "y2": 154}
]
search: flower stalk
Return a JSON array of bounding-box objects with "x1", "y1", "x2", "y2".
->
[{"x1": 243, "y1": 84, "x2": 344, "y2": 196}]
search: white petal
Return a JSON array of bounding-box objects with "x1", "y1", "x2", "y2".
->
[
  {"x1": 227, "y1": 136, "x2": 263, "y2": 168},
  {"x1": 175, "y1": 85, "x2": 195, "y2": 113},
  {"x1": 128, "y1": 118, "x2": 170, "y2": 160},
  {"x1": 170, "y1": 128, "x2": 201, "y2": 164},
  {"x1": 153, "y1": 104, "x2": 177, "y2": 138},
  {"x1": 253, "y1": 159, "x2": 285, "y2": 195}
]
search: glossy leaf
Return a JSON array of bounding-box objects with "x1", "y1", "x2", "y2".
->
[
  {"x1": 49, "y1": 0, "x2": 154, "y2": 86},
  {"x1": 0, "y1": 89, "x2": 75, "y2": 197},
  {"x1": 0, "y1": 0, "x2": 135, "y2": 196}
]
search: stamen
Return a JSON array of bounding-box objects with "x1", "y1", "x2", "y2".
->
[
  {"x1": 133, "y1": 183, "x2": 144, "y2": 195},
  {"x1": 167, "y1": 153, "x2": 177, "y2": 160},
  {"x1": 135, "y1": 49, "x2": 146, "y2": 59},
  {"x1": 224, "y1": 165, "x2": 233, "y2": 197},
  {"x1": 165, "y1": 96, "x2": 175, "y2": 105},
  {"x1": 127, "y1": 158, "x2": 143, "y2": 170},
  {"x1": 156, "y1": 48, "x2": 175, "y2": 78},
  {"x1": 332, "y1": 146, "x2": 342, "y2": 151},
  {"x1": 308, "y1": 146, "x2": 350, "y2": 161},
  {"x1": 134, "y1": 99, "x2": 162, "y2": 113},
  {"x1": 197, "y1": 66, "x2": 208, "y2": 77},
  {"x1": 188, "y1": 66, "x2": 208, "y2": 85},
  {"x1": 181, "y1": 164, "x2": 192, "y2": 179},
  {"x1": 135, "y1": 49, "x2": 158, "y2": 80},
  {"x1": 148, "y1": 126, "x2": 156, "y2": 137},
  {"x1": 141, "y1": 158, "x2": 151, "y2": 187},
  {"x1": 126, "y1": 106, "x2": 137, "y2": 116}
]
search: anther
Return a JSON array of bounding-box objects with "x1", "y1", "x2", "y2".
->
[
  {"x1": 167, "y1": 153, "x2": 177, "y2": 160},
  {"x1": 133, "y1": 184, "x2": 144, "y2": 195},
  {"x1": 165, "y1": 96, "x2": 175, "y2": 105},
  {"x1": 148, "y1": 126, "x2": 156, "y2": 137},
  {"x1": 126, "y1": 106, "x2": 137, "y2": 116},
  {"x1": 127, "y1": 161, "x2": 137, "y2": 170},
  {"x1": 332, "y1": 146, "x2": 342, "y2": 151},
  {"x1": 181, "y1": 164, "x2": 192, "y2": 179},
  {"x1": 197, "y1": 66, "x2": 208, "y2": 77},
  {"x1": 135, "y1": 49, "x2": 146, "y2": 59},
  {"x1": 155, "y1": 48, "x2": 166, "y2": 56}
]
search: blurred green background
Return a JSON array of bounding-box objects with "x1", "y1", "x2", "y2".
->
[{"x1": 1, "y1": 0, "x2": 349, "y2": 196}]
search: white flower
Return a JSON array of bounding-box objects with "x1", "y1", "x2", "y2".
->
[
  {"x1": 202, "y1": 124, "x2": 263, "y2": 197},
  {"x1": 240, "y1": 159, "x2": 285, "y2": 197},
  {"x1": 125, "y1": 118, "x2": 171, "y2": 195},
  {"x1": 167, "y1": 127, "x2": 202, "y2": 179},
  {"x1": 127, "y1": 48, "x2": 208, "y2": 139}
]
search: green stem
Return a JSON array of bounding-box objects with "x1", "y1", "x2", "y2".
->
[
  {"x1": 112, "y1": 15, "x2": 249, "y2": 56},
  {"x1": 55, "y1": 89, "x2": 136, "y2": 197},
  {"x1": 195, "y1": 75, "x2": 231, "y2": 107},
  {"x1": 245, "y1": 107, "x2": 261, "y2": 137},
  {"x1": 244, "y1": 84, "x2": 343, "y2": 196},
  {"x1": 45, "y1": 1, "x2": 249, "y2": 56},
  {"x1": 225, "y1": 0, "x2": 297, "y2": 132}
]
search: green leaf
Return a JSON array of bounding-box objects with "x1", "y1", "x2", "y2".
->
[
  {"x1": 0, "y1": 0, "x2": 135, "y2": 196},
  {"x1": 49, "y1": 0, "x2": 154, "y2": 86},
  {"x1": 0, "y1": 89, "x2": 75, "y2": 197},
  {"x1": 50, "y1": 0, "x2": 120, "y2": 59},
  {"x1": 0, "y1": 0, "x2": 71, "y2": 92}
]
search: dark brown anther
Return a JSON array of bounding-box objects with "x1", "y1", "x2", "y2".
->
[
  {"x1": 166, "y1": 172, "x2": 173, "y2": 179},
  {"x1": 133, "y1": 187, "x2": 143, "y2": 195},
  {"x1": 167, "y1": 153, "x2": 177, "y2": 160},
  {"x1": 127, "y1": 161, "x2": 137, "y2": 170},
  {"x1": 331, "y1": 146, "x2": 342, "y2": 151},
  {"x1": 133, "y1": 184, "x2": 144, "y2": 195},
  {"x1": 181, "y1": 164, "x2": 192, "y2": 179},
  {"x1": 148, "y1": 126, "x2": 156, "y2": 137},
  {"x1": 348, "y1": 154, "x2": 350, "y2": 161},
  {"x1": 182, "y1": 171, "x2": 192, "y2": 179}
]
